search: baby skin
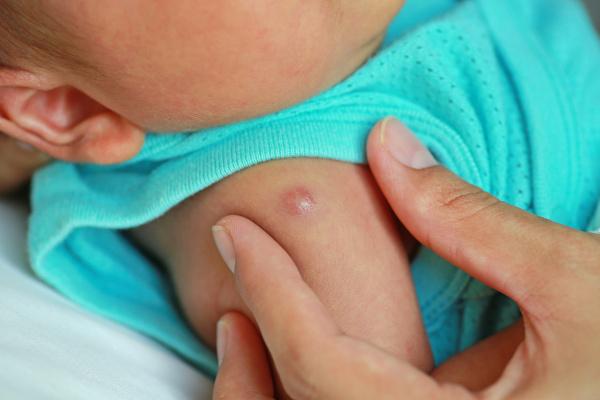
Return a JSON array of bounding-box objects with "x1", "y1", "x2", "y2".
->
[
  {"x1": 0, "y1": 0, "x2": 521, "y2": 394},
  {"x1": 133, "y1": 158, "x2": 432, "y2": 370}
]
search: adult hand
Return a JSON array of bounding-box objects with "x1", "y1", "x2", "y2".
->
[
  {"x1": 0, "y1": 134, "x2": 50, "y2": 193},
  {"x1": 212, "y1": 117, "x2": 600, "y2": 399}
]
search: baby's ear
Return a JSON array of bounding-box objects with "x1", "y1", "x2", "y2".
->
[{"x1": 0, "y1": 67, "x2": 144, "y2": 164}]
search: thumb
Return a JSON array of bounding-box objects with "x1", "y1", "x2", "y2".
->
[
  {"x1": 212, "y1": 312, "x2": 274, "y2": 400},
  {"x1": 366, "y1": 117, "x2": 582, "y2": 306}
]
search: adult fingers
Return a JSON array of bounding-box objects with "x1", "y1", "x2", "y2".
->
[
  {"x1": 212, "y1": 216, "x2": 454, "y2": 400},
  {"x1": 212, "y1": 216, "x2": 345, "y2": 399},
  {"x1": 366, "y1": 117, "x2": 598, "y2": 308},
  {"x1": 212, "y1": 312, "x2": 274, "y2": 400},
  {"x1": 212, "y1": 216, "x2": 342, "y2": 360}
]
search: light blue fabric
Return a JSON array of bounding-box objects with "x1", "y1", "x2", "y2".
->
[
  {"x1": 590, "y1": 203, "x2": 600, "y2": 233},
  {"x1": 30, "y1": 0, "x2": 600, "y2": 376}
]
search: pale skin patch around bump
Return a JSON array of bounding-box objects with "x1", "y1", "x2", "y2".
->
[{"x1": 279, "y1": 186, "x2": 318, "y2": 217}]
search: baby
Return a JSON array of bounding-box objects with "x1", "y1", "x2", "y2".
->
[{"x1": 1, "y1": 0, "x2": 599, "y2": 392}]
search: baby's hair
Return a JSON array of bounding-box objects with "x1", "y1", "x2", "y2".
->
[{"x1": 0, "y1": 1, "x2": 90, "y2": 72}]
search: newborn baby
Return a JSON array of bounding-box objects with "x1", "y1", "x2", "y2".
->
[{"x1": 1, "y1": 0, "x2": 599, "y2": 391}]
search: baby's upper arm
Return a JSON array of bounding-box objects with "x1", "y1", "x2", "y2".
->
[{"x1": 139, "y1": 157, "x2": 432, "y2": 370}]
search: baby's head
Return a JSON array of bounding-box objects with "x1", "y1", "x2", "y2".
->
[{"x1": 0, "y1": 1, "x2": 403, "y2": 163}]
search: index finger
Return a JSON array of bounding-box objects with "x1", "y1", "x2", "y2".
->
[
  {"x1": 213, "y1": 216, "x2": 450, "y2": 400},
  {"x1": 213, "y1": 216, "x2": 342, "y2": 367}
]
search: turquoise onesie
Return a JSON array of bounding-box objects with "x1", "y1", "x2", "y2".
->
[{"x1": 29, "y1": 0, "x2": 600, "y2": 378}]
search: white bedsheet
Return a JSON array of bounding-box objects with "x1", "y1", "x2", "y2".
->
[{"x1": 0, "y1": 200, "x2": 213, "y2": 400}]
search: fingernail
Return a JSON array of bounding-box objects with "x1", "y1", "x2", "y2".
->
[
  {"x1": 379, "y1": 117, "x2": 437, "y2": 169},
  {"x1": 212, "y1": 225, "x2": 236, "y2": 273},
  {"x1": 216, "y1": 318, "x2": 228, "y2": 367}
]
